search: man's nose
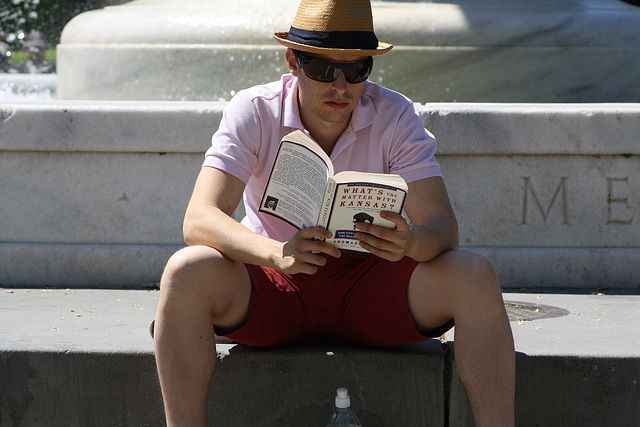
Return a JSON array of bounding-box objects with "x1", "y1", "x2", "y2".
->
[{"x1": 331, "y1": 73, "x2": 348, "y2": 93}]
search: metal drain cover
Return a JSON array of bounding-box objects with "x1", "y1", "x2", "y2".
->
[{"x1": 504, "y1": 301, "x2": 569, "y2": 322}]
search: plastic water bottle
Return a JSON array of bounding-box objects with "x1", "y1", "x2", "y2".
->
[{"x1": 326, "y1": 387, "x2": 362, "y2": 427}]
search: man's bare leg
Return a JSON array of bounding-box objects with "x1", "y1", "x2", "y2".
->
[
  {"x1": 407, "y1": 250, "x2": 515, "y2": 427},
  {"x1": 154, "y1": 245, "x2": 252, "y2": 427}
]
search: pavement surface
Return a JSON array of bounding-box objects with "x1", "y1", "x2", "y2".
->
[
  {"x1": 0, "y1": 288, "x2": 158, "y2": 354},
  {"x1": 1, "y1": 287, "x2": 638, "y2": 357},
  {"x1": 1, "y1": 286, "x2": 639, "y2": 426}
]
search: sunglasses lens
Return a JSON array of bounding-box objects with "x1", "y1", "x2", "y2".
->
[
  {"x1": 298, "y1": 55, "x2": 372, "y2": 84},
  {"x1": 345, "y1": 59, "x2": 372, "y2": 84},
  {"x1": 302, "y1": 61, "x2": 340, "y2": 82}
]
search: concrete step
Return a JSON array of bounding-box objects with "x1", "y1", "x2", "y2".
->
[{"x1": 0, "y1": 288, "x2": 638, "y2": 426}]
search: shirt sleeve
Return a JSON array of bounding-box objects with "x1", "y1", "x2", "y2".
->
[
  {"x1": 389, "y1": 101, "x2": 441, "y2": 184},
  {"x1": 203, "y1": 90, "x2": 262, "y2": 184}
]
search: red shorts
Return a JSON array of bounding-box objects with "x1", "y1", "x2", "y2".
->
[{"x1": 216, "y1": 252, "x2": 454, "y2": 348}]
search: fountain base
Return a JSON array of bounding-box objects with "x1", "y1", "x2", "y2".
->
[{"x1": 56, "y1": 0, "x2": 640, "y2": 103}]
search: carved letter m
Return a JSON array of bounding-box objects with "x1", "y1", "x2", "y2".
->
[{"x1": 520, "y1": 177, "x2": 569, "y2": 225}]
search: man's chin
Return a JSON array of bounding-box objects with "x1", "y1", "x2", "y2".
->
[{"x1": 318, "y1": 108, "x2": 353, "y2": 125}]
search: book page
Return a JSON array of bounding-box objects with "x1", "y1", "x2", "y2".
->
[
  {"x1": 259, "y1": 139, "x2": 332, "y2": 230},
  {"x1": 324, "y1": 175, "x2": 408, "y2": 253}
]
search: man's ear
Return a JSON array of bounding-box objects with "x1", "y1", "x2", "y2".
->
[{"x1": 285, "y1": 49, "x2": 299, "y2": 76}]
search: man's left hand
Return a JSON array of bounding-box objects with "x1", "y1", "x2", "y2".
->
[{"x1": 354, "y1": 211, "x2": 414, "y2": 262}]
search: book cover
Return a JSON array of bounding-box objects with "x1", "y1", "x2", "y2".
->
[{"x1": 259, "y1": 130, "x2": 408, "y2": 253}]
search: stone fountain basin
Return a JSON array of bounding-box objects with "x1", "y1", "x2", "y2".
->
[{"x1": 56, "y1": 0, "x2": 640, "y2": 102}]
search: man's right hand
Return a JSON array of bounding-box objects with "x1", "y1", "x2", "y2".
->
[{"x1": 276, "y1": 226, "x2": 342, "y2": 275}]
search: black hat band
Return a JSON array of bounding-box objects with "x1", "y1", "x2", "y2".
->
[{"x1": 287, "y1": 26, "x2": 379, "y2": 50}]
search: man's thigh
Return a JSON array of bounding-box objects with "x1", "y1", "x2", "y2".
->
[{"x1": 406, "y1": 249, "x2": 499, "y2": 333}]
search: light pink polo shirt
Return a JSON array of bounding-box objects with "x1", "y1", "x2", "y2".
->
[{"x1": 203, "y1": 74, "x2": 441, "y2": 242}]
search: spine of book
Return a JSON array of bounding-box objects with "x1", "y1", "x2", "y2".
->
[{"x1": 316, "y1": 179, "x2": 336, "y2": 234}]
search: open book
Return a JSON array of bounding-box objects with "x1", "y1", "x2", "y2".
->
[{"x1": 259, "y1": 130, "x2": 408, "y2": 253}]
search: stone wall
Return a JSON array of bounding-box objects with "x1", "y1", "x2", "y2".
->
[{"x1": 1, "y1": 101, "x2": 638, "y2": 288}]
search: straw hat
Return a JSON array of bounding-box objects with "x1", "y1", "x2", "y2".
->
[{"x1": 273, "y1": 0, "x2": 392, "y2": 56}]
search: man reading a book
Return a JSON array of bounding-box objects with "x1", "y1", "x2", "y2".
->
[{"x1": 153, "y1": 0, "x2": 515, "y2": 426}]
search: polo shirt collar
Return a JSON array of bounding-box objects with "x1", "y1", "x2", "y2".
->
[
  {"x1": 281, "y1": 76, "x2": 378, "y2": 142},
  {"x1": 331, "y1": 84, "x2": 378, "y2": 159},
  {"x1": 282, "y1": 76, "x2": 304, "y2": 130},
  {"x1": 350, "y1": 82, "x2": 377, "y2": 132}
]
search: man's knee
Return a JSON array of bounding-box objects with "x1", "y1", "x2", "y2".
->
[
  {"x1": 164, "y1": 245, "x2": 220, "y2": 276},
  {"x1": 429, "y1": 249, "x2": 495, "y2": 276},
  {"x1": 423, "y1": 249, "x2": 500, "y2": 295},
  {"x1": 161, "y1": 245, "x2": 238, "y2": 295},
  {"x1": 159, "y1": 246, "x2": 251, "y2": 322},
  {"x1": 456, "y1": 250, "x2": 497, "y2": 280},
  {"x1": 443, "y1": 251, "x2": 506, "y2": 310}
]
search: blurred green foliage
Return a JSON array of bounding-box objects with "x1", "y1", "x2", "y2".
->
[
  {"x1": 8, "y1": 48, "x2": 56, "y2": 63},
  {"x1": 1, "y1": 0, "x2": 129, "y2": 51}
]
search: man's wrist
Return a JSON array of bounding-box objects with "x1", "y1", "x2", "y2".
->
[{"x1": 265, "y1": 240, "x2": 285, "y2": 271}]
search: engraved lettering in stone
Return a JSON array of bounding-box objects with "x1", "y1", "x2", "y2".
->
[
  {"x1": 520, "y1": 177, "x2": 569, "y2": 225},
  {"x1": 607, "y1": 177, "x2": 635, "y2": 224}
]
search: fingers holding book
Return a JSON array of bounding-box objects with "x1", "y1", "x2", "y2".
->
[
  {"x1": 354, "y1": 211, "x2": 412, "y2": 262},
  {"x1": 277, "y1": 226, "x2": 342, "y2": 275}
]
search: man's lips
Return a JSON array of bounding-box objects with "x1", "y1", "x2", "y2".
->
[{"x1": 325, "y1": 100, "x2": 350, "y2": 109}]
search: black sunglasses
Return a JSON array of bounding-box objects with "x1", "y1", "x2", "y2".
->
[{"x1": 295, "y1": 52, "x2": 374, "y2": 84}]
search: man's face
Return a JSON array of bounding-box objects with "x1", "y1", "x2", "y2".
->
[{"x1": 286, "y1": 49, "x2": 368, "y2": 129}]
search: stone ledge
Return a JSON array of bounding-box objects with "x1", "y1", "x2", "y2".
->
[
  {"x1": 0, "y1": 100, "x2": 225, "y2": 153},
  {"x1": 1, "y1": 102, "x2": 639, "y2": 288},
  {"x1": 2, "y1": 101, "x2": 639, "y2": 154},
  {"x1": 2, "y1": 348, "x2": 637, "y2": 426},
  {"x1": 0, "y1": 289, "x2": 638, "y2": 426},
  {"x1": 1, "y1": 244, "x2": 639, "y2": 290}
]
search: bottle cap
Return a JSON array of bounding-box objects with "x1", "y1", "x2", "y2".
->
[{"x1": 335, "y1": 387, "x2": 350, "y2": 408}]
